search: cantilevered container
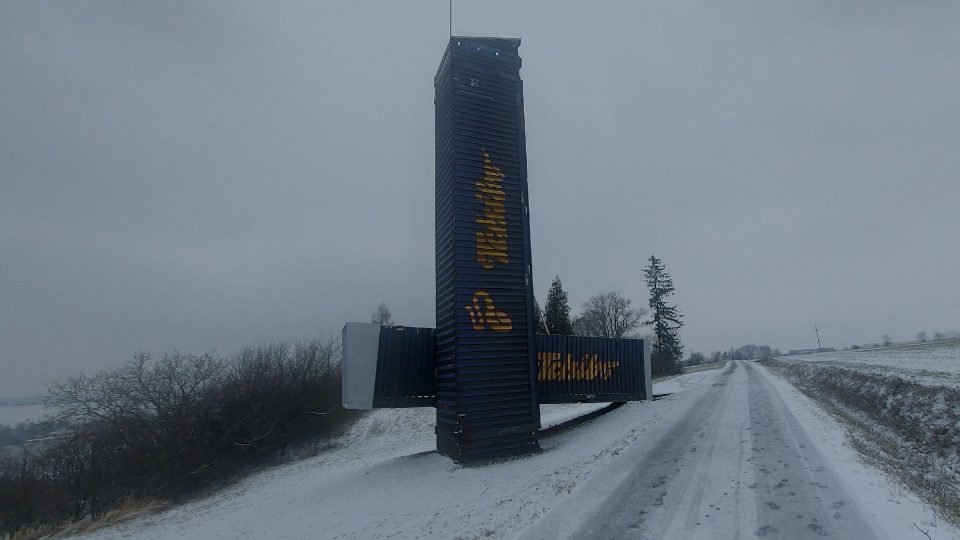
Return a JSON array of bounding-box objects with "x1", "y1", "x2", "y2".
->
[{"x1": 535, "y1": 335, "x2": 649, "y2": 403}]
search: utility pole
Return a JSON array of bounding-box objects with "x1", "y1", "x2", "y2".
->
[{"x1": 814, "y1": 325, "x2": 821, "y2": 350}]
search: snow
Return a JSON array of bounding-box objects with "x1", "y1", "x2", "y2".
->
[
  {"x1": 649, "y1": 367, "x2": 725, "y2": 395},
  {"x1": 75, "y1": 365, "x2": 959, "y2": 539},
  {"x1": 293, "y1": 403, "x2": 613, "y2": 474},
  {"x1": 76, "y1": 381, "x2": 700, "y2": 540},
  {"x1": 782, "y1": 340, "x2": 960, "y2": 387},
  {"x1": 754, "y1": 362, "x2": 960, "y2": 540},
  {"x1": 540, "y1": 403, "x2": 610, "y2": 428}
]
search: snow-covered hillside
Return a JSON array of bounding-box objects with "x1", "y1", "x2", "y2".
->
[{"x1": 76, "y1": 364, "x2": 958, "y2": 540}]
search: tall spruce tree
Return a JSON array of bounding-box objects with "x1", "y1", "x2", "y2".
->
[
  {"x1": 544, "y1": 275, "x2": 573, "y2": 335},
  {"x1": 643, "y1": 255, "x2": 684, "y2": 373}
]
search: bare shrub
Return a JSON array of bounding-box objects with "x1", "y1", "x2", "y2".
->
[
  {"x1": 0, "y1": 336, "x2": 356, "y2": 537},
  {"x1": 219, "y1": 339, "x2": 344, "y2": 453}
]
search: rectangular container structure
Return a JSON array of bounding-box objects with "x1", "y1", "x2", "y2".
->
[
  {"x1": 341, "y1": 322, "x2": 382, "y2": 409},
  {"x1": 358, "y1": 326, "x2": 649, "y2": 406},
  {"x1": 434, "y1": 36, "x2": 540, "y2": 462},
  {"x1": 373, "y1": 326, "x2": 436, "y2": 407},
  {"x1": 536, "y1": 335, "x2": 647, "y2": 403}
]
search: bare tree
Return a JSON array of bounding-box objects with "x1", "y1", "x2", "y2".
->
[
  {"x1": 534, "y1": 299, "x2": 548, "y2": 334},
  {"x1": 572, "y1": 291, "x2": 646, "y2": 339},
  {"x1": 48, "y1": 351, "x2": 225, "y2": 429},
  {"x1": 570, "y1": 314, "x2": 590, "y2": 337},
  {"x1": 917, "y1": 331, "x2": 928, "y2": 342},
  {"x1": 882, "y1": 334, "x2": 892, "y2": 347},
  {"x1": 371, "y1": 303, "x2": 394, "y2": 325}
]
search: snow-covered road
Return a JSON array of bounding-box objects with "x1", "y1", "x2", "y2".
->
[
  {"x1": 79, "y1": 362, "x2": 957, "y2": 540},
  {"x1": 557, "y1": 361, "x2": 878, "y2": 538}
]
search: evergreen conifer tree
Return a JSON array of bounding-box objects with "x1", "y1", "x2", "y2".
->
[
  {"x1": 544, "y1": 275, "x2": 573, "y2": 335},
  {"x1": 643, "y1": 255, "x2": 684, "y2": 373}
]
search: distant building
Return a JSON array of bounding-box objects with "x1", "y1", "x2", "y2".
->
[{"x1": 787, "y1": 348, "x2": 836, "y2": 356}]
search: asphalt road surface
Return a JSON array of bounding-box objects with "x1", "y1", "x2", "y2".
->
[{"x1": 568, "y1": 361, "x2": 885, "y2": 540}]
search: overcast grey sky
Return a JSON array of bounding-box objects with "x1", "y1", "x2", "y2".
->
[{"x1": 2, "y1": 1, "x2": 959, "y2": 398}]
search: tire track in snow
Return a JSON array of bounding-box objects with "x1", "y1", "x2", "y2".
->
[{"x1": 562, "y1": 361, "x2": 886, "y2": 539}]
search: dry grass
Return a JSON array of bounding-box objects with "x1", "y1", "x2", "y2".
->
[
  {"x1": 3, "y1": 499, "x2": 168, "y2": 540},
  {"x1": 52, "y1": 499, "x2": 170, "y2": 538}
]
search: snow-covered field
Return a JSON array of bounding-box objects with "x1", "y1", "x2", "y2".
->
[
  {"x1": 0, "y1": 403, "x2": 47, "y2": 427},
  {"x1": 781, "y1": 339, "x2": 960, "y2": 387},
  {"x1": 74, "y1": 365, "x2": 958, "y2": 540}
]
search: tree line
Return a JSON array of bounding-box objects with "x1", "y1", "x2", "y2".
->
[
  {"x1": 371, "y1": 255, "x2": 687, "y2": 374},
  {"x1": 531, "y1": 255, "x2": 685, "y2": 376}
]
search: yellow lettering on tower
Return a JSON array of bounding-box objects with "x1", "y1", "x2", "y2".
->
[
  {"x1": 475, "y1": 151, "x2": 509, "y2": 269},
  {"x1": 464, "y1": 291, "x2": 512, "y2": 332}
]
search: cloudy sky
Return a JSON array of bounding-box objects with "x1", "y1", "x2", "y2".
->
[{"x1": 2, "y1": 1, "x2": 959, "y2": 397}]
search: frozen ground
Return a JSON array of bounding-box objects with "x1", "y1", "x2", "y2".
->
[
  {"x1": 76, "y1": 364, "x2": 958, "y2": 540},
  {"x1": 782, "y1": 340, "x2": 960, "y2": 387}
]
